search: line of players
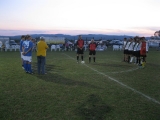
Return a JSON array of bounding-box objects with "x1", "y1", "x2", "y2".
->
[
  {"x1": 123, "y1": 36, "x2": 148, "y2": 68},
  {"x1": 20, "y1": 35, "x2": 148, "y2": 74}
]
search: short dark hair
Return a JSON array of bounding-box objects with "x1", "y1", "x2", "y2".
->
[
  {"x1": 21, "y1": 35, "x2": 25, "y2": 39},
  {"x1": 25, "y1": 34, "x2": 31, "y2": 39}
]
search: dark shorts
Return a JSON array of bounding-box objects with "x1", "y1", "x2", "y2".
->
[
  {"x1": 77, "y1": 48, "x2": 84, "y2": 54},
  {"x1": 89, "y1": 50, "x2": 96, "y2": 55},
  {"x1": 128, "y1": 51, "x2": 133, "y2": 55},
  {"x1": 132, "y1": 51, "x2": 137, "y2": 56},
  {"x1": 135, "y1": 51, "x2": 140, "y2": 57},
  {"x1": 124, "y1": 50, "x2": 128, "y2": 54}
]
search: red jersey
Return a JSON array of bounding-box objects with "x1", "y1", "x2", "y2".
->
[
  {"x1": 89, "y1": 42, "x2": 97, "y2": 51},
  {"x1": 140, "y1": 41, "x2": 146, "y2": 55},
  {"x1": 77, "y1": 39, "x2": 84, "y2": 48}
]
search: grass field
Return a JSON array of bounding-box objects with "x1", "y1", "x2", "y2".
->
[{"x1": 0, "y1": 47, "x2": 160, "y2": 120}]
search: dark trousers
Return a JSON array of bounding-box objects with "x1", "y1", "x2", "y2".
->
[{"x1": 37, "y1": 56, "x2": 46, "y2": 74}]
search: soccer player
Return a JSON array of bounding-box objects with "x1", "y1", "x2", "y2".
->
[
  {"x1": 140, "y1": 37, "x2": 148, "y2": 68},
  {"x1": 136, "y1": 38, "x2": 142, "y2": 66},
  {"x1": 88, "y1": 39, "x2": 98, "y2": 63},
  {"x1": 36, "y1": 36, "x2": 49, "y2": 75},
  {"x1": 132, "y1": 37, "x2": 139, "y2": 64},
  {"x1": 20, "y1": 35, "x2": 25, "y2": 69},
  {"x1": 76, "y1": 35, "x2": 84, "y2": 63},
  {"x1": 124, "y1": 38, "x2": 131, "y2": 62},
  {"x1": 123, "y1": 38, "x2": 127, "y2": 62},
  {"x1": 22, "y1": 35, "x2": 34, "y2": 74},
  {"x1": 31, "y1": 38, "x2": 36, "y2": 52},
  {"x1": 128, "y1": 38, "x2": 135, "y2": 63}
]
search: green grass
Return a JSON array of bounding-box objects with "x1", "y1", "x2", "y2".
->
[{"x1": 0, "y1": 47, "x2": 160, "y2": 120}]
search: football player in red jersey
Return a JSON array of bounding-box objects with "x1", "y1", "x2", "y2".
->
[
  {"x1": 140, "y1": 37, "x2": 148, "y2": 68},
  {"x1": 76, "y1": 35, "x2": 84, "y2": 63},
  {"x1": 88, "y1": 39, "x2": 98, "y2": 63}
]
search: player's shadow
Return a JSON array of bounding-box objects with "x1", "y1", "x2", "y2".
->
[
  {"x1": 74, "y1": 94, "x2": 111, "y2": 120},
  {"x1": 32, "y1": 62, "x2": 63, "y2": 74},
  {"x1": 32, "y1": 62, "x2": 101, "y2": 89}
]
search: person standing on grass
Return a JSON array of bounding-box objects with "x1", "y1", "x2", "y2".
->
[
  {"x1": 36, "y1": 36, "x2": 48, "y2": 75},
  {"x1": 76, "y1": 35, "x2": 84, "y2": 63},
  {"x1": 22, "y1": 35, "x2": 34, "y2": 74},
  {"x1": 124, "y1": 38, "x2": 131, "y2": 62},
  {"x1": 20, "y1": 35, "x2": 25, "y2": 69},
  {"x1": 132, "y1": 37, "x2": 139, "y2": 64},
  {"x1": 158, "y1": 42, "x2": 160, "y2": 51},
  {"x1": 140, "y1": 37, "x2": 148, "y2": 68},
  {"x1": 123, "y1": 38, "x2": 127, "y2": 62},
  {"x1": 128, "y1": 38, "x2": 135, "y2": 63},
  {"x1": 136, "y1": 38, "x2": 142, "y2": 66},
  {"x1": 31, "y1": 38, "x2": 36, "y2": 52},
  {"x1": 88, "y1": 39, "x2": 98, "y2": 63}
]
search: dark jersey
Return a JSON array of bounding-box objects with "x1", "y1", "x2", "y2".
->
[
  {"x1": 89, "y1": 42, "x2": 97, "y2": 51},
  {"x1": 76, "y1": 39, "x2": 84, "y2": 48}
]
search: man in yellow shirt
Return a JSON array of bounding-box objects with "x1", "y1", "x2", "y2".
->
[{"x1": 37, "y1": 36, "x2": 49, "y2": 74}]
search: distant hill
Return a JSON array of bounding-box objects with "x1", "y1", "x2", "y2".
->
[{"x1": 1, "y1": 34, "x2": 150, "y2": 41}]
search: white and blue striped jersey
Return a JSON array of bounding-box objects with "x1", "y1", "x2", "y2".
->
[{"x1": 22, "y1": 40, "x2": 33, "y2": 56}]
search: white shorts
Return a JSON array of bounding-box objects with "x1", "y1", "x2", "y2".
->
[
  {"x1": 20, "y1": 52, "x2": 24, "y2": 59},
  {"x1": 23, "y1": 56, "x2": 32, "y2": 62}
]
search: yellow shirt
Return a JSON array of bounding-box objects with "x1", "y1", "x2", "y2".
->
[{"x1": 36, "y1": 40, "x2": 48, "y2": 56}]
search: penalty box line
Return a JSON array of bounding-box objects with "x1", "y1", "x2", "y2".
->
[{"x1": 63, "y1": 53, "x2": 160, "y2": 105}]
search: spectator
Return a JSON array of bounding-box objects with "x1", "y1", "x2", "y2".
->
[{"x1": 36, "y1": 36, "x2": 49, "y2": 75}]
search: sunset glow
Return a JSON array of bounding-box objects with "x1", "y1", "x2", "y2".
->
[{"x1": 0, "y1": 0, "x2": 159, "y2": 36}]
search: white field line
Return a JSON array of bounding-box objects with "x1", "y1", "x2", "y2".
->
[
  {"x1": 43, "y1": 58, "x2": 73, "y2": 60},
  {"x1": 63, "y1": 53, "x2": 160, "y2": 105},
  {"x1": 108, "y1": 67, "x2": 139, "y2": 74},
  {"x1": 50, "y1": 71, "x2": 99, "y2": 74}
]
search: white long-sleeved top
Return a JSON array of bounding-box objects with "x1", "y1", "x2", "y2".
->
[
  {"x1": 136, "y1": 43, "x2": 141, "y2": 51},
  {"x1": 133, "y1": 43, "x2": 139, "y2": 51},
  {"x1": 124, "y1": 42, "x2": 131, "y2": 50},
  {"x1": 123, "y1": 41, "x2": 126, "y2": 47},
  {"x1": 128, "y1": 42, "x2": 135, "y2": 51},
  {"x1": 134, "y1": 41, "x2": 149, "y2": 52}
]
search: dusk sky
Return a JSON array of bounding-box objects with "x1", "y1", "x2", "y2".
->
[{"x1": 0, "y1": 0, "x2": 159, "y2": 36}]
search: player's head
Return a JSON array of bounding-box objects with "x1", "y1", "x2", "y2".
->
[
  {"x1": 31, "y1": 38, "x2": 36, "y2": 42},
  {"x1": 78, "y1": 35, "x2": 82, "y2": 40},
  {"x1": 40, "y1": 36, "x2": 45, "y2": 41},
  {"x1": 141, "y1": 37, "x2": 145, "y2": 41},
  {"x1": 21, "y1": 35, "x2": 25, "y2": 40},
  {"x1": 138, "y1": 37, "x2": 142, "y2": 42},
  {"x1": 128, "y1": 38, "x2": 131, "y2": 41},
  {"x1": 25, "y1": 34, "x2": 31, "y2": 40},
  {"x1": 91, "y1": 39, "x2": 94, "y2": 43}
]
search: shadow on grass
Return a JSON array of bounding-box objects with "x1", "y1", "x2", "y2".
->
[
  {"x1": 92, "y1": 62, "x2": 134, "y2": 68},
  {"x1": 147, "y1": 62, "x2": 160, "y2": 67},
  {"x1": 32, "y1": 62, "x2": 101, "y2": 89},
  {"x1": 75, "y1": 94, "x2": 111, "y2": 120}
]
